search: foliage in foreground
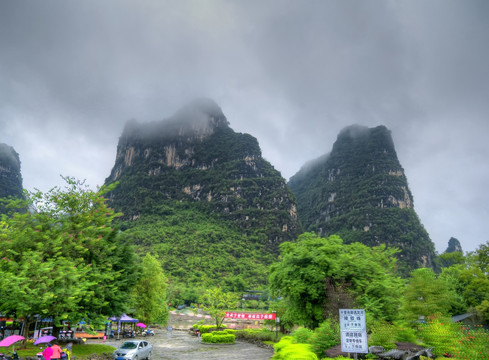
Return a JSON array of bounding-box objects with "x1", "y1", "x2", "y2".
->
[
  {"x1": 290, "y1": 320, "x2": 340, "y2": 358},
  {"x1": 0, "y1": 177, "x2": 139, "y2": 339},
  {"x1": 272, "y1": 336, "x2": 318, "y2": 360},
  {"x1": 419, "y1": 317, "x2": 489, "y2": 359},
  {"x1": 270, "y1": 232, "x2": 403, "y2": 328}
]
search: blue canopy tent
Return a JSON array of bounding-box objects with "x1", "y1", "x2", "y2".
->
[{"x1": 109, "y1": 314, "x2": 138, "y2": 339}]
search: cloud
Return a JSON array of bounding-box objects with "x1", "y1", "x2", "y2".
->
[{"x1": 1, "y1": 0, "x2": 488, "y2": 253}]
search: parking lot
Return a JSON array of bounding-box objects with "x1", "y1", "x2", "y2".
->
[{"x1": 99, "y1": 329, "x2": 273, "y2": 360}]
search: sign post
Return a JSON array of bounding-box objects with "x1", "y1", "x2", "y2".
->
[{"x1": 339, "y1": 309, "x2": 368, "y2": 358}]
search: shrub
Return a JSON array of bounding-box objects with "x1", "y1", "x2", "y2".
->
[
  {"x1": 369, "y1": 321, "x2": 396, "y2": 350},
  {"x1": 234, "y1": 328, "x2": 279, "y2": 342},
  {"x1": 195, "y1": 324, "x2": 227, "y2": 334},
  {"x1": 310, "y1": 319, "x2": 340, "y2": 357},
  {"x1": 452, "y1": 325, "x2": 489, "y2": 360},
  {"x1": 392, "y1": 321, "x2": 418, "y2": 344},
  {"x1": 272, "y1": 341, "x2": 318, "y2": 360},
  {"x1": 273, "y1": 336, "x2": 294, "y2": 353},
  {"x1": 201, "y1": 332, "x2": 235, "y2": 344},
  {"x1": 293, "y1": 327, "x2": 315, "y2": 344},
  {"x1": 418, "y1": 317, "x2": 461, "y2": 356}
]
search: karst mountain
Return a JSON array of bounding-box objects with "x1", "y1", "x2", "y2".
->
[
  {"x1": 0, "y1": 143, "x2": 23, "y2": 214},
  {"x1": 288, "y1": 125, "x2": 436, "y2": 274},
  {"x1": 104, "y1": 99, "x2": 301, "y2": 288}
]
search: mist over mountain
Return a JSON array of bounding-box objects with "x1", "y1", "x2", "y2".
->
[
  {"x1": 105, "y1": 99, "x2": 301, "y2": 287},
  {"x1": 289, "y1": 125, "x2": 436, "y2": 274}
]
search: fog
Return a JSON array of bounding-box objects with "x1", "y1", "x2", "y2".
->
[{"x1": 1, "y1": 0, "x2": 488, "y2": 253}]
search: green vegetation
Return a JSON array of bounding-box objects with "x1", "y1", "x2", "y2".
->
[
  {"x1": 5, "y1": 118, "x2": 489, "y2": 358},
  {"x1": 269, "y1": 233, "x2": 403, "y2": 328},
  {"x1": 0, "y1": 177, "x2": 140, "y2": 339},
  {"x1": 14, "y1": 343, "x2": 116, "y2": 358},
  {"x1": 201, "y1": 331, "x2": 236, "y2": 344},
  {"x1": 131, "y1": 253, "x2": 169, "y2": 325},
  {"x1": 202, "y1": 287, "x2": 239, "y2": 330},
  {"x1": 289, "y1": 125, "x2": 436, "y2": 274},
  {"x1": 272, "y1": 336, "x2": 318, "y2": 360},
  {"x1": 119, "y1": 205, "x2": 271, "y2": 292},
  {"x1": 106, "y1": 122, "x2": 300, "y2": 290}
]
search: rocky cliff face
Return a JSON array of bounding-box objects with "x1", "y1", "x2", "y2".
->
[
  {"x1": 0, "y1": 143, "x2": 23, "y2": 213},
  {"x1": 289, "y1": 125, "x2": 435, "y2": 274},
  {"x1": 105, "y1": 99, "x2": 300, "y2": 274}
]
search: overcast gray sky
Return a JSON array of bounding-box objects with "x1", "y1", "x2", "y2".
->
[{"x1": 1, "y1": 0, "x2": 488, "y2": 254}]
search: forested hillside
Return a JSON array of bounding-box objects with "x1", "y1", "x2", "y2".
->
[
  {"x1": 288, "y1": 125, "x2": 436, "y2": 274},
  {"x1": 105, "y1": 99, "x2": 301, "y2": 289}
]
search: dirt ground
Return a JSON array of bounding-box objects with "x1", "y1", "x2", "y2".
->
[{"x1": 92, "y1": 328, "x2": 274, "y2": 360}]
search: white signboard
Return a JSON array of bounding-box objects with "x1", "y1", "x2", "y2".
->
[{"x1": 339, "y1": 309, "x2": 368, "y2": 353}]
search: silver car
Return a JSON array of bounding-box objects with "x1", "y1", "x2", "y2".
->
[{"x1": 112, "y1": 340, "x2": 152, "y2": 360}]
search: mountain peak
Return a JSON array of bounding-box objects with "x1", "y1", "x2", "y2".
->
[
  {"x1": 121, "y1": 98, "x2": 229, "y2": 141},
  {"x1": 0, "y1": 143, "x2": 23, "y2": 212},
  {"x1": 174, "y1": 98, "x2": 226, "y2": 120},
  {"x1": 289, "y1": 124, "x2": 435, "y2": 274}
]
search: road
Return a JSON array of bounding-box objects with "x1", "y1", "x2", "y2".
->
[{"x1": 100, "y1": 329, "x2": 274, "y2": 360}]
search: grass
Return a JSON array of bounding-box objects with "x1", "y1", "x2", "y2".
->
[{"x1": 11, "y1": 343, "x2": 116, "y2": 358}]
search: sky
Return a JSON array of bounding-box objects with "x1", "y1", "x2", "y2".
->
[{"x1": 1, "y1": 0, "x2": 488, "y2": 255}]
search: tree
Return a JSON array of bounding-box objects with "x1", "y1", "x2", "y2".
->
[
  {"x1": 131, "y1": 253, "x2": 169, "y2": 326},
  {"x1": 202, "y1": 287, "x2": 239, "y2": 330},
  {"x1": 269, "y1": 233, "x2": 403, "y2": 329},
  {"x1": 475, "y1": 241, "x2": 489, "y2": 274},
  {"x1": 400, "y1": 268, "x2": 459, "y2": 321},
  {"x1": 0, "y1": 177, "x2": 139, "y2": 338}
]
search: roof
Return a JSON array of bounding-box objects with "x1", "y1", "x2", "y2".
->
[
  {"x1": 451, "y1": 313, "x2": 475, "y2": 322},
  {"x1": 109, "y1": 313, "x2": 139, "y2": 323}
]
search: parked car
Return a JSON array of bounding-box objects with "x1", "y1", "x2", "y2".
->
[{"x1": 112, "y1": 340, "x2": 152, "y2": 360}]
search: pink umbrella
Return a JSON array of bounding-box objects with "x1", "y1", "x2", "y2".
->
[
  {"x1": 0, "y1": 335, "x2": 25, "y2": 350},
  {"x1": 136, "y1": 322, "x2": 146, "y2": 328}
]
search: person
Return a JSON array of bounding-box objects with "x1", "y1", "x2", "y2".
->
[
  {"x1": 51, "y1": 342, "x2": 62, "y2": 360},
  {"x1": 42, "y1": 344, "x2": 53, "y2": 360},
  {"x1": 64, "y1": 342, "x2": 73, "y2": 360}
]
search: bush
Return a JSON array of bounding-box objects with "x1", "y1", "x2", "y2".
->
[
  {"x1": 194, "y1": 324, "x2": 227, "y2": 334},
  {"x1": 292, "y1": 327, "x2": 315, "y2": 344},
  {"x1": 310, "y1": 319, "x2": 340, "y2": 357},
  {"x1": 201, "y1": 331, "x2": 236, "y2": 344},
  {"x1": 450, "y1": 325, "x2": 489, "y2": 360},
  {"x1": 418, "y1": 317, "x2": 461, "y2": 356},
  {"x1": 234, "y1": 328, "x2": 279, "y2": 342},
  {"x1": 272, "y1": 342, "x2": 319, "y2": 360},
  {"x1": 369, "y1": 321, "x2": 396, "y2": 350},
  {"x1": 392, "y1": 321, "x2": 418, "y2": 343}
]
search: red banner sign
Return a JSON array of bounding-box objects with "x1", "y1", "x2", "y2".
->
[{"x1": 225, "y1": 312, "x2": 276, "y2": 320}]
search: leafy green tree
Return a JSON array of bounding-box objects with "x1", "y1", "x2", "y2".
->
[
  {"x1": 0, "y1": 177, "x2": 139, "y2": 338},
  {"x1": 269, "y1": 233, "x2": 403, "y2": 328},
  {"x1": 202, "y1": 287, "x2": 239, "y2": 330},
  {"x1": 436, "y1": 250, "x2": 466, "y2": 270},
  {"x1": 475, "y1": 241, "x2": 489, "y2": 274},
  {"x1": 400, "y1": 268, "x2": 459, "y2": 321},
  {"x1": 438, "y1": 264, "x2": 469, "y2": 315},
  {"x1": 131, "y1": 253, "x2": 169, "y2": 326}
]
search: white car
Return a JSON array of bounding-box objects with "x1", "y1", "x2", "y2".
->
[{"x1": 112, "y1": 340, "x2": 152, "y2": 360}]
